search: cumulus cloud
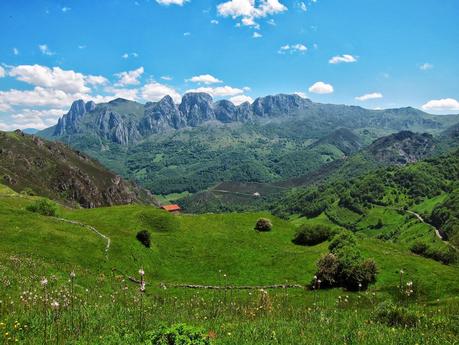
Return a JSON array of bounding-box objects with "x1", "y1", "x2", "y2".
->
[
  {"x1": 141, "y1": 82, "x2": 181, "y2": 103},
  {"x1": 38, "y1": 44, "x2": 55, "y2": 56},
  {"x1": 211, "y1": 19, "x2": 219, "y2": 24},
  {"x1": 355, "y1": 92, "x2": 383, "y2": 101},
  {"x1": 230, "y1": 94, "x2": 253, "y2": 105},
  {"x1": 156, "y1": 0, "x2": 189, "y2": 5},
  {"x1": 115, "y1": 67, "x2": 144, "y2": 86},
  {"x1": 186, "y1": 85, "x2": 244, "y2": 97},
  {"x1": 103, "y1": 87, "x2": 139, "y2": 101},
  {"x1": 186, "y1": 74, "x2": 223, "y2": 84},
  {"x1": 294, "y1": 91, "x2": 307, "y2": 98},
  {"x1": 0, "y1": 66, "x2": 5, "y2": 78},
  {"x1": 419, "y1": 63, "x2": 433, "y2": 71},
  {"x1": 329, "y1": 54, "x2": 357, "y2": 64},
  {"x1": 161, "y1": 75, "x2": 173, "y2": 81},
  {"x1": 9, "y1": 65, "x2": 90, "y2": 93},
  {"x1": 85, "y1": 75, "x2": 109, "y2": 86},
  {"x1": 253, "y1": 32, "x2": 262, "y2": 38},
  {"x1": 421, "y1": 98, "x2": 459, "y2": 113},
  {"x1": 308, "y1": 81, "x2": 334, "y2": 94},
  {"x1": 0, "y1": 87, "x2": 87, "y2": 108},
  {"x1": 278, "y1": 43, "x2": 307, "y2": 54},
  {"x1": 217, "y1": 0, "x2": 287, "y2": 28}
]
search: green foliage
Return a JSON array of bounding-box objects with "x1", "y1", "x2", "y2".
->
[
  {"x1": 146, "y1": 324, "x2": 212, "y2": 345},
  {"x1": 372, "y1": 301, "x2": 421, "y2": 328},
  {"x1": 292, "y1": 224, "x2": 333, "y2": 246},
  {"x1": 328, "y1": 231, "x2": 357, "y2": 253},
  {"x1": 25, "y1": 199, "x2": 57, "y2": 217},
  {"x1": 136, "y1": 230, "x2": 151, "y2": 248},
  {"x1": 254, "y1": 218, "x2": 273, "y2": 232},
  {"x1": 410, "y1": 241, "x2": 457, "y2": 265},
  {"x1": 315, "y1": 231, "x2": 377, "y2": 291}
]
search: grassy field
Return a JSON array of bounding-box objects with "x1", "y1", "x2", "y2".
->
[{"x1": 1, "y1": 185, "x2": 459, "y2": 344}]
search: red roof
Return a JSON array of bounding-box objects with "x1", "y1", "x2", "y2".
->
[{"x1": 161, "y1": 204, "x2": 181, "y2": 212}]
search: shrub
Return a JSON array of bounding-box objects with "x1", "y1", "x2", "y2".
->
[
  {"x1": 410, "y1": 241, "x2": 458, "y2": 265},
  {"x1": 136, "y1": 230, "x2": 151, "y2": 248},
  {"x1": 372, "y1": 301, "x2": 421, "y2": 328},
  {"x1": 410, "y1": 241, "x2": 429, "y2": 255},
  {"x1": 315, "y1": 253, "x2": 339, "y2": 287},
  {"x1": 328, "y1": 231, "x2": 357, "y2": 253},
  {"x1": 292, "y1": 224, "x2": 333, "y2": 246},
  {"x1": 254, "y1": 218, "x2": 272, "y2": 232},
  {"x1": 145, "y1": 323, "x2": 212, "y2": 345},
  {"x1": 26, "y1": 199, "x2": 57, "y2": 217}
]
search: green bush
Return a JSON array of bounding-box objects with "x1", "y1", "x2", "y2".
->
[
  {"x1": 136, "y1": 230, "x2": 151, "y2": 248},
  {"x1": 254, "y1": 218, "x2": 272, "y2": 232},
  {"x1": 372, "y1": 301, "x2": 421, "y2": 328},
  {"x1": 145, "y1": 323, "x2": 212, "y2": 345},
  {"x1": 292, "y1": 224, "x2": 333, "y2": 246},
  {"x1": 410, "y1": 241, "x2": 457, "y2": 265},
  {"x1": 26, "y1": 199, "x2": 57, "y2": 217},
  {"x1": 328, "y1": 231, "x2": 357, "y2": 253}
]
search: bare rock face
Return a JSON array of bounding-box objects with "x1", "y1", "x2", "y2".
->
[
  {"x1": 0, "y1": 130, "x2": 158, "y2": 208},
  {"x1": 368, "y1": 131, "x2": 436, "y2": 165}
]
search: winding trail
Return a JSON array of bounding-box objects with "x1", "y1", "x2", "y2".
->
[
  {"x1": 404, "y1": 210, "x2": 444, "y2": 240},
  {"x1": 54, "y1": 217, "x2": 111, "y2": 259}
]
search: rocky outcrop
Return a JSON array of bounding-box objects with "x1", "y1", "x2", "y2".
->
[
  {"x1": 53, "y1": 100, "x2": 96, "y2": 136},
  {"x1": 0, "y1": 130, "x2": 157, "y2": 208}
]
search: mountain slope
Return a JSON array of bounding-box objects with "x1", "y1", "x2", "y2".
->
[{"x1": 0, "y1": 130, "x2": 157, "y2": 207}]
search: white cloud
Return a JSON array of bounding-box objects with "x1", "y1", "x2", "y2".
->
[
  {"x1": 252, "y1": 32, "x2": 262, "y2": 38},
  {"x1": 421, "y1": 98, "x2": 459, "y2": 112},
  {"x1": 266, "y1": 18, "x2": 276, "y2": 25},
  {"x1": 419, "y1": 63, "x2": 433, "y2": 71},
  {"x1": 211, "y1": 19, "x2": 219, "y2": 24},
  {"x1": 103, "y1": 87, "x2": 139, "y2": 101},
  {"x1": 13, "y1": 48, "x2": 19, "y2": 55},
  {"x1": 186, "y1": 85, "x2": 244, "y2": 97},
  {"x1": 85, "y1": 75, "x2": 109, "y2": 86},
  {"x1": 115, "y1": 67, "x2": 144, "y2": 86},
  {"x1": 230, "y1": 94, "x2": 253, "y2": 105},
  {"x1": 61, "y1": 7, "x2": 71, "y2": 12},
  {"x1": 0, "y1": 87, "x2": 88, "y2": 108},
  {"x1": 141, "y1": 82, "x2": 181, "y2": 103},
  {"x1": 186, "y1": 74, "x2": 223, "y2": 84},
  {"x1": 156, "y1": 0, "x2": 189, "y2": 5},
  {"x1": 329, "y1": 54, "x2": 357, "y2": 64},
  {"x1": 278, "y1": 43, "x2": 307, "y2": 54},
  {"x1": 161, "y1": 75, "x2": 173, "y2": 81},
  {"x1": 355, "y1": 92, "x2": 383, "y2": 101},
  {"x1": 294, "y1": 91, "x2": 307, "y2": 98},
  {"x1": 0, "y1": 66, "x2": 5, "y2": 78},
  {"x1": 122, "y1": 52, "x2": 139, "y2": 59},
  {"x1": 217, "y1": 0, "x2": 287, "y2": 28},
  {"x1": 298, "y1": 2, "x2": 307, "y2": 11},
  {"x1": 308, "y1": 81, "x2": 334, "y2": 94},
  {"x1": 9, "y1": 65, "x2": 90, "y2": 93},
  {"x1": 183, "y1": 32, "x2": 191, "y2": 36},
  {"x1": 38, "y1": 44, "x2": 55, "y2": 56}
]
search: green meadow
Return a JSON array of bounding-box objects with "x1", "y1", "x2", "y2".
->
[{"x1": 1, "y1": 184, "x2": 459, "y2": 344}]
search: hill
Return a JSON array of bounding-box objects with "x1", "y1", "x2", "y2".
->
[
  {"x1": 37, "y1": 95, "x2": 459, "y2": 197},
  {"x1": 0, "y1": 130, "x2": 157, "y2": 208},
  {"x1": 274, "y1": 149, "x2": 459, "y2": 262},
  {"x1": 1, "y1": 183, "x2": 459, "y2": 343}
]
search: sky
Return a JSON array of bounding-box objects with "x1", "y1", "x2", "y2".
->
[{"x1": 0, "y1": 0, "x2": 458, "y2": 130}]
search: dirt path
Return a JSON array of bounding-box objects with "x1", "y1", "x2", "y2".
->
[
  {"x1": 55, "y1": 217, "x2": 111, "y2": 259},
  {"x1": 404, "y1": 210, "x2": 444, "y2": 240}
]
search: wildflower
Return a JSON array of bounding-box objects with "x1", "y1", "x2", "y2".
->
[
  {"x1": 139, "y1": 268, "x2": 145, "y2": 276},
  {"x1": 40, "y1": 278, "x2": 48, "y2": 286},
  {"x1": 70, "y1": 271, "x2": 76, "y2": 278},
  {"x1": 51, "y1": 300, "x2": 59, "y2": 309},
  {"x1": 140, "y1": 281, "x2": 146, "y2": 292}
]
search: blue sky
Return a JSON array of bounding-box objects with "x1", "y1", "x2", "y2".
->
[{"x1": 0, "y1": 0, "x2": 458, "y2": 130}]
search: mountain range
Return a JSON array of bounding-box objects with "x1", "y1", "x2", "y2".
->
[{"x1": 36, "y1": 93, "x2": 459, "y2": 198}]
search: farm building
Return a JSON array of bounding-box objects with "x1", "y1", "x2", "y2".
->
[{"x1": 161, "y1": 204, "x2": 181, "y2": 214}]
